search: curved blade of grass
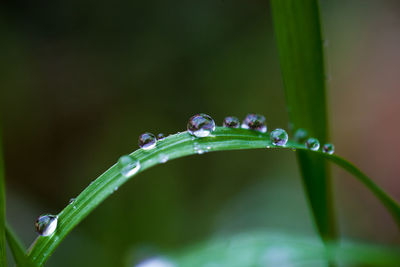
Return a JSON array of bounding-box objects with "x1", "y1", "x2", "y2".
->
[
  {"x1": 5, "y1": 223, "x2": 33, "y2": 267},
  {"x1": 0, "y1": 127, "x2": 6, "y2": 267},
  {"x1": 27, "y1": 127, "x2": 400, "y2": 266},
  {"x1": 270, "y1": 0, "x2": 336, "y2": 241},
  {"x1": 171, "y1": 231, "x2": 400, "y2": 266}
]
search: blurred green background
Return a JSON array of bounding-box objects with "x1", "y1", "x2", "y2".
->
[{"x1": 1, "y1": 0, "x2": 400, "y2": 266}]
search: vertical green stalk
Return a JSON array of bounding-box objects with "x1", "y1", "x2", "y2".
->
[
  {"x1": 0, "y1": 126, "x2": 6, "y2": 266},
  {"x1": 270, "y1": 0, "x2": 336, "y2": 241}
]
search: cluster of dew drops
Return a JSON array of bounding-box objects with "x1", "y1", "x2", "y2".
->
[{"x1": 34, "y1": 113, "x2": 334, "y2": 237}]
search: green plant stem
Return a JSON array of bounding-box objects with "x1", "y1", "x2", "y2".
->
[
  {"x1": 27, "y1": 127, "x2": 400, "y2": 266},
  {"x1": 5, "y1": 223, "x2": 32, "y2": 267},
  {"x1": 0, "y1": 127, "x2": 6, "y2": 267},
  {"x1": 270, "y1": 0, "x2": 336, "y2": 241}
]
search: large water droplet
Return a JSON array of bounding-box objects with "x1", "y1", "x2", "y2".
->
[
  {"x1": 241, "y1": 114, "x2": 267, "y2": 133},
  {"x1": 139, "y1": 133, "x2": 157, "y2": 150},
  {"x1": 157, "y1": 133, "x2": 165, "y2": 140},
  {"x1": 322, "y1": 143, "x2": 335, "y2": 154},
  {"x1": 35, "y1": 214, "x2": 58, "y2": 236},
  {"x1": 223, "y1": 116, "x2": 240, "y2": 128},
  {"x1": 118, "y1": 155, "x2": 141, "y2": 177},
  {"x1": 187, "y1": 113, "x2": 215, "y2": 137},
  {"x1": 136, "y1": 257, "x2": 175, "y2": 267},
  {"x1": 270, "y1": 128, "x2": 288, "y2": 146},
  {"x1": 306, "y1": 138, "x2": 320, "y2": 151},
  {"x1": 294, "y1": 128, "x2": 308, "y2": 143}
]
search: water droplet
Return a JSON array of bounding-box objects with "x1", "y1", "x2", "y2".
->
[
  {"x1": 322, "y1": 143, "x2": 335, "y2": 154},
  {"x1": 139, "y1": 133, "x2": 157, "y2": 150},
  {"x1": 306, "y1": 138, "x2": 320, "y2": 151},
  {"x1": 241, "y1": 114, "x2": 267, "y2": 133},
  {"x1": 266, "y1": 145, "x2": 270, "y2": 148},
  {"x1": 294, "y1": 128, "x2": 308, "y2": 143},
  {"x1": 35, "y1": 214, "x2": 58, "y2": 236},
  {"x1": 187, "y1": 113, "x2": 216, "y2": 137},
  {"x1": 118, "y1": 155, "x2": 141, "y2": 177},
  {"x1": 114, "y1": 186, "x2": 119, "y2": 192},
  {"x1": 69, "y1": 198, "x2": 75, "y2": 204},
  {"x1": 157, "y1": 133, "x2": 165, "y2": 140},
  {"x1": 270, "y1": 128, "x2": 288, "y2": 146},
  {"x1": 159, "y1": 154, "x2": 169, "y2": 163},
  {"x1": 223, "y1": 116, "x2": 240, "y2": 128},
  {"x1": 136, "y1": 257, "x2": 175, "y2": 267}
]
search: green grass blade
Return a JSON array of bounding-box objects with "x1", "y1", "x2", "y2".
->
[
  {"x1": 5, "y1": 223, "x2": 33, "y2": 267},
  {"x1": 0, "y1": 127, "x2": 7, "y2": 266},
  {"x1": 270, "y1": 0, "x2": 336, "y2": 241},
  {"x1": 27, "y1": 128, "x2": 400, "y2": 266}
]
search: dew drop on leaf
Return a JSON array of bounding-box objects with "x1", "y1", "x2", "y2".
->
[
  {"x1": 118, "y1": 155, "x2": 141, "y2": 177},
  {"x1": 241, "y1": 114, "x2": 267, "y2": 133},
  {"x1": 159, "y1": 153, "x2": 169, "y2": 163},
  {"x1": 270, "y1": 128, "x2": 288, "y2": 146},
  {"x1": 35, "y1": 214, "x2": 58, "y2": 236},
  {"x1": 157, "y1": 133, "x2": 165, "y2": 140},
  {"x1": 322, "y1": 143, "x2": 335, "y2": 154},
  {"x1": 223, "y1": 116, "x2": 240, "y2": 128},
  {"x1": 306, "y1": 138, "x2": 320, "y2": 151},
  {"x1": 187, "y1": 113, "x2": 215, "y2": 137},
  {"x1": 138, "y1": 133, "x2": 157, "y2": 150}
]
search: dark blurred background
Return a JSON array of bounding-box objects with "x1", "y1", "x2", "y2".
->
[{"x1": 1, "y1": 0, "x2": 400, "y2": 266}]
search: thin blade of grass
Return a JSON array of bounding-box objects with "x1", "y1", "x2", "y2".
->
[
  {"x1": 0, "y1": 127, "x2": 6, "y2": 266},
  {"x1": 27, "y1": 128, "x2": 400, "y2": 266},
  {"x1": 5, "y1": 223, "x2": 33, "y2": 267},
  {"x1": 270, "y1": 0, "x2": 336, "y2": 241}
]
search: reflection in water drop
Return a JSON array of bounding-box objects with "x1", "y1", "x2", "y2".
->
[
  {"x1": 223, "y1": 116, "x2": 240, "y2": 128},
  {"x1": 118, "y1": 155, "x2": 141, "y2": 177},
  {"x1": 305, "y1": 138, "x2": 320, "y2": 151},
  {"x1": 322, "y1": 143, "x2": 335, "y2": 154},
  {"x1": 139, "y1": 133, "x2": 157, "y2": 150},
  {"x1": 241, "y1": 114, "x2": 267, "y2": 133},
  {"x1": 187, "y1": 114, "x2": 216, "y2": 137},
  {"x1": 35, "y1": 214, "x2": 58, "y2": 236},
  {"x1": 270, "y1": 128, "x2": 288, "y2": 146}
]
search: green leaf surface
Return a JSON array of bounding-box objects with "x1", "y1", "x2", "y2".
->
[
  {"x1": 270, "y1": 0, "x2": 336, "y2": 241},
  {"x1": 0, "y1": 127, "x2": 6, "y2": 267},
  {"x1": 171, "y1": 231, "x2": 400, "y2": 267},
  {"x1": 27, "y1": 127, "x2": 400, "y2": 266},
  {"x1": 5, "y1": 223, "x2": 33, "y2": 267}
]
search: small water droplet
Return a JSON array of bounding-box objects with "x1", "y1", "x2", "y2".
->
[
  {"x1": 118, "y1": 155, "x2": 141, "y2": 177},
  {"x1": 69, "y1": 198, "x2": 75, "y2": 204},
  {"x1": 294, "y1": 128, "x2": 308, "y2": 143},
  {"x1": 206, "y1": 146, "x2": 211, "y2": 150},
  {"x1": 241, "y1": 114, "x2": 267, "y2": 133},
  {"x1": 306, "y1": 138, "x2": 320, "y2": 151},
  {"x1": 35, "y1": 214, "x2": 58, "y2": 236},
  {"x1": 114, "y1": 186, "x2": 119, "y2": 192},
  {"x1": 322, "y1": 143, "x2": 335, "y2": 154},
  {"x1": 223, "y1": 116, "x2": 240, "y2": 128},
  {"x1": 187, "y1": 113, "x2": 216, "y2": 137},
  {"x1": 159, "y1": 154, "x2": 169, "y2": 163},
  {"x1": 138, "y1": 133, "x2": 157, "y2": 150},
  {"x1": 270, "y1": 128, "x2": 288, "y2": 146},
  {"x1": 157, "y1": 133, "x2": 165, "y2": 140},
  {"x1": 266, "y1": 145, "x2": 270, "y2": 148}
]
